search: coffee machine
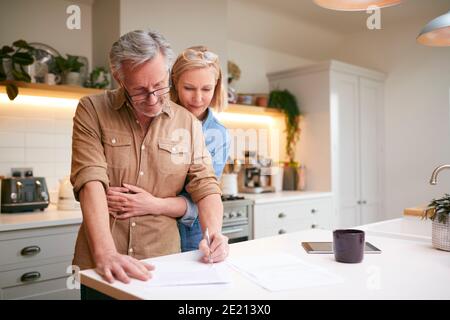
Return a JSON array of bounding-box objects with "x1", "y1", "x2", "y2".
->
[{"x1": 238, "y1": 151, "x2": 275, "y2": 194}]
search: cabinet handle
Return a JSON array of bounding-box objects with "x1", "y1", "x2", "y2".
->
[
  {"x1": 362, "y1": 200, "x2": 367, "y2": 204},
  {"x1": 21, "y1": 245, "x2": 41, "y2": 256},
  {"x1": 311, "y1": 208, "x2": 317, "y2": 214},
  {"x1": 311, "y1": 224, "x2": 317, "y2": 229},
  {"x1": 278, "y1": 229, "x2": 287, "y2": 234},
  {"x1": 222, "y1": 228, "x2": 244, "y2": 235},
  {"x1": 357, "y1": 200, "x2": 362, "y2": 205},
  {"x1": 21, "y1": 271, "x2": 41, "y2": 283},
  {"x1": 278, "y1": 213, "x2": 286, "y2": 218}
]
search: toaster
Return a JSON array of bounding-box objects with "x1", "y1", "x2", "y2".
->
[{"x1": 1, "y1": 177, "x2": 50, "y2": 213}]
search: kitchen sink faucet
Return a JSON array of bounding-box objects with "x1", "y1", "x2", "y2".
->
[{"x1": 429, "y1": 164, "x2": 450, "y2": 185}]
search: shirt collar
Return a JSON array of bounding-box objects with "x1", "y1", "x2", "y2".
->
[
  {"x1": 202, "y1": 107, "x2": 214, "y2": 128},
  {"x1": 110, "y1": 87, "x2": 173, "y2": 119}
]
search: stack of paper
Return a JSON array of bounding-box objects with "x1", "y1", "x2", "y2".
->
[{"x1": 228, "y1": 253, "x2": 343, "y2": 292}]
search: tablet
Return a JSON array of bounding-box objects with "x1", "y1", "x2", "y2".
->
[{"x1": 301, "y1": 241, "x2": 382, "y2": 254}]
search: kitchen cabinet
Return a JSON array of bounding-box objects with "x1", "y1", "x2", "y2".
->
[
  {"x1": 333, "y1": 74, "x2": 384, "y2": 227},
  {"x1": 252, "y1": 194, "x2": 333, "y2": 238},
  {"x1": 0, "y1": 209, "x2": 81, "y2": 300},
  {"x1": 268, "y1": 61, "x2": 385, "y2": 228}
]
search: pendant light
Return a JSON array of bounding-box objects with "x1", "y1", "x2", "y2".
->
[
  {"x1": 313, "y1": 0, "x2": 402, "y2": 11},
  {"x1": 417, "y1": 11, "x2": 450, "y2": 47}
]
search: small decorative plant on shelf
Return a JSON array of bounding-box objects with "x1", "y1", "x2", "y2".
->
[
  {"x1": 55, "y1": 54, "x2": 84, "y2": 86},
  {"x1": 0, "y1": 40, "x2": 36, "y2": 100},
  {"x1": 424, "y1": 194, "x2": 450, "y2": 251},
  {"x1": 268, "y1": 89, "x2": 301, "y2": 190},
  {"x1": 227, "y1": 60, "x2": 241, "y2": 103},
  {"x1": 84, "y1": 66, "x2": 110, "y2": 89}
]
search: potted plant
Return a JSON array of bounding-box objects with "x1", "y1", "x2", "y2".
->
[
  {"x1": 84, "y1": 66, "x2": 110, "y2": 89},
  {"x1": 0, "y1": 40, "x2": 36, "y2": 100},
  {"x1": 268, "y1": 89, "x2": 301, "y2": 190},
  {"x1": 227, "y1": 60, "x2": 241, "y2": 103},
  {"x1": 55, "y1": 54, "x2": 84, "y2": 86},
  {"x1": 424, "y1": 194, "x2": 450, "y2": 251}
]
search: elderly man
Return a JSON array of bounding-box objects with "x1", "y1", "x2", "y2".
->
[{"x1": 70, "y1": 30, "x2": 228, "y2": 287}]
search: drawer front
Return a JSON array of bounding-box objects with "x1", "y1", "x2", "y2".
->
[
  {"x1": 0, "y1": 261, "x2": 72, "y2": 288},
  {"x1": 1, "y1": 277, "x2": 80, "y2": 300},
  {"x1": 0, "y1": 232, "x2": 77, "y2": 267},
  {"x1": 254, "y1": 198, "x2": 332, "y2": 238},
  {"x1": 255, "y1": 219, "x2": 318, "y2": 238}
]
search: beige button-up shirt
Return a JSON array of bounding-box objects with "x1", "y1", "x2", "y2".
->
[{"x1": 70, "y1": 88, "x2": 221, "y2": 270}]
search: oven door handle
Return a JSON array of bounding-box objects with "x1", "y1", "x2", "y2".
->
[{"x1": 222, "y1": 227, "x2": 245, "y2": 235}]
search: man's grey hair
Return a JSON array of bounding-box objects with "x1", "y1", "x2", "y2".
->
[{"x1": 109, "y1": 30, "x2": 174, "y2": 80}]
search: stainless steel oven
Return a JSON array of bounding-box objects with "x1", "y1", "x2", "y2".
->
[{"x1": 221, "y1": 196, "x2": 254, "y2": 243}]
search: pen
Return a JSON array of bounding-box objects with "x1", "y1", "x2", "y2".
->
[{"x1": 205, "y1": 227, "x2": 213, "y2": 264}]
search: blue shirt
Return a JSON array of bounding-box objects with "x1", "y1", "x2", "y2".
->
[{"x1": 179, "y1": 108, "x2": 230, "y2": 226}]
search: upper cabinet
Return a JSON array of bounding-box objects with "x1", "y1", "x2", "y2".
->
[{"x1": 268, "y1": 60, "x2": 386, "y2": 228}]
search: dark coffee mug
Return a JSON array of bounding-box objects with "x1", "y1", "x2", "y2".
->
[{"x1": 333, "y1": 229, "x2": 365, "y2": 263}]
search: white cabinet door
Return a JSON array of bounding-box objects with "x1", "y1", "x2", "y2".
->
[
  {"x1": 332, "y1": 72, "x2": 361, "y2": 227},
  {"x1": 359, "y1": 77, "x2": 383, "y2": 225}
]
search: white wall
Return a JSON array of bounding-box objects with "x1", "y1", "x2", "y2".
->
[
  {"x1": 228, "y1": 0, "x2": 342, "y2": 61},
  {"x1": 228, "y1": 40, "x2": 314, "y2": 94},
  {"x1": 120, "y1": 0, "x2": 228, "y2": 74},
  {"x1": 0, "y1": 0, "x2": 93, "y2": 70},
  {"x1": 0, "y1": 100, "x2": 75, "y2": 195},
  {"x1": 92, "y1": 0, "x2": 120, "y2": 70},
  {"x1": 332, "y1": 18, "x2": 450, "y2": 218}
]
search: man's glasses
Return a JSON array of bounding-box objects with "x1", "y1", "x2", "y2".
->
[
  {"x1": 182, "y1": 49, "x2": 218, "y2": 64},
  {"x1": 124, "y1": 85, "x2": 171, "y2": 103}
]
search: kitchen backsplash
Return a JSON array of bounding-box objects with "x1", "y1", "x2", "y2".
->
[{"x1": 0, "y1": 105, "x2": 74, "y2": 193}]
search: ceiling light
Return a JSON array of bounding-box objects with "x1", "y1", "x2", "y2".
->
[
  {"x1": 417, "y1": 11, "x2": 450, "y2": 47},
  {"x1": 313, "y1": 0, "x2": 402, "y2": 11}
]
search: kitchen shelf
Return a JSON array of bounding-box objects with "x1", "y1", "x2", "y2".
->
[
  {"x1": 0, "y1": 82, "x2": 285, "y2": 118},
  {"x1": 225, "y1": 104, "x2": 283, "y2": 117},
  {"x1": 0, "y1": 81, "x2": 104, "y2": 100}
]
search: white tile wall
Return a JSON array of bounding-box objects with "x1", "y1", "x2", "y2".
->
[
  {"x1": 0, "y1": 148, "x2": 25, "y2": 162},
  {"x1": 0, "y1": 106, "x2": 75, "y2": 191}
]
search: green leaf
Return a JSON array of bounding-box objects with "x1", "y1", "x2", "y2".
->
[
  {"x1": 6, "y1": 83, "x2": 18, "y2": 100},
  {"x1": 12, "y1": 39, "x2": 33, "y2": 50},
  {"x1": 55, "y1": 56, "x2": 67, "y2": 73},
  {"x1": 12, "y1": 52, "x2": 34, "y2": 66},
  {"x1": 1, "y1": 46, "x2": 14, "y2": 55},
  {"x1": 19, "y1": 65, "x2": 31, "y2": 82},
  {"x1": 11, "y1": 69, "x2": 31, "y2": 82}
]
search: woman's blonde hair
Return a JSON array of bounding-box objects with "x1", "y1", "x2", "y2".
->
[{"x1": 170, "y1": 46, "x2": 225, "y2": 112}]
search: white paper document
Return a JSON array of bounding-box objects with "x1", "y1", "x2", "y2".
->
[
  {"x1": 134, "y1": 260, "x2": 232, "y2": 288},
  {"x1": 228, "y1": 253, "x2": 343, "y2": 292}
]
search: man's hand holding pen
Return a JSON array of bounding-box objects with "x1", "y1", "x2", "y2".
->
[{"x1": 199, "y1": 229, "x2": 229, "y2": 264}]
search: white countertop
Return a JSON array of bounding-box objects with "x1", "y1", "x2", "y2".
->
[
  {"x1": 0, "y1": 192, "x2": 331, "y2": 232},
  {"x1": 81, "y1": 218, "x2": 450, "y2": 300},
  {"x1": 239, "y1": 191, "x2": 332, "y2": 204},
  {"x1": 0, "y1": 205, "x2": 82, "y2": 232},
  {"x1": 361, "y1": 216, "x2": 432, "y2": 243}
]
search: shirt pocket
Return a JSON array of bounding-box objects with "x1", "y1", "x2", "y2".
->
[
  {"x1": 102, "y1": 134, "x2": 132, "y2": 169},
  {"x1": 157, "y1": 138, "x2": 190, "y2": 175}
]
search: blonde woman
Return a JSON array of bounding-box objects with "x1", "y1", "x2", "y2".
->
[
  {"x1": 107, "y1": 46, "x2": 230, "y2": 256},
  {"x1": 170, "y1": 46, "x2": 230, "y2": 252}
]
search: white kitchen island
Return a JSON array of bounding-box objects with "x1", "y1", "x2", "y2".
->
[{"x1": 80, "y1": 218, "x2": 450, "y2": 300}]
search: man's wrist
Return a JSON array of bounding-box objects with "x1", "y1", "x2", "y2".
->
[{"x1": 92, "y1": 245, "x2": 117, "y2": 262}]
